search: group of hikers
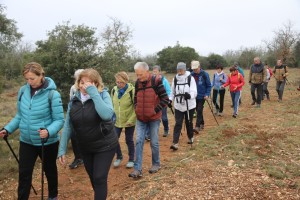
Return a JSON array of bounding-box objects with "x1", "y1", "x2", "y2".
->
[{"x1": 0, "y1": 57, "x2": 292, "y2": 199}]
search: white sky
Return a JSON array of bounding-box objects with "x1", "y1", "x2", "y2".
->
[{"x1": 2, "y1": 0, "x2": 300, "y2": 56}]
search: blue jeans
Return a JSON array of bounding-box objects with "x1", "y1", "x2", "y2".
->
[
  {"x1": 161, "y1": 107, "x2": 169, "y2": 131},
  {"x1": 230, "y1": 91, "x2": 241, "y2": 115},
  {"x1": 134, "y1": 119, "x2": 161, "y2": 171},
  {"x1": 145, "y1": 107, "x2": 169, "y2": 138}
]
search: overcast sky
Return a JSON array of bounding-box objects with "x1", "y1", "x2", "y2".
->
[{"x1": 2, "y1": 0, "x2": 300, "y2": 56}]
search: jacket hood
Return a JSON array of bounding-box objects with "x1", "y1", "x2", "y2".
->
[{"x1": 176, "y1": 71, "x2": 191, "y2": 81}]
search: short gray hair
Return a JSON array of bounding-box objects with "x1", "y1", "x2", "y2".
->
[
  {"x1": 134, "y1": 62, "x2": 149, "y2": 71},
  {"x1": 74, "y1": 69, "x2": 84, "y2": 79},
  {"x1": 152, "y1": 65, "x2": 161, "y2": 71}
]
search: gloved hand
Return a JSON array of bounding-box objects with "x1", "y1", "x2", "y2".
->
[
  {"x1": 184, "y1": 92, "x2": 191, "y2": 100},
  {"x1": 168, "y1": 100, "x2": 172, "y2": 108}
]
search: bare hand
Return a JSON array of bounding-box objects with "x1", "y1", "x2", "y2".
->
[
  {"x1": 59, "y1": 155, "x2": 66, "y2": 165},
  {"x1": 38, "y1": 129, "x2": 49, "y2": 139},
  {"x1": 233, "y1": 86, "x2": 238, "y2": 90},
  {"x1": 204, "y1": 96, "x2": 209, "y2": 100},
  {"x1": 0, "y1": 129, "x2": 7, "y2": 138},
  {"x1": 83, "y1": 82, "x2": 95, "y2": 90}
]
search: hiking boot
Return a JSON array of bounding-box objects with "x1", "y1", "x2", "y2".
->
[
  {"x1": 251, "y1": 101, "x2": 256, "y2": 105},
  {"x1": 187, "y1": 137, "x2": 194, "y2": 144},
  {"x1": 218, "y1": 112, "x2": 223, "y2": 116},
  {"x1": 145, "y1": 136, "x2": 150, "y2": 141},
  {"x1": 163, "y1": 130, "x2": 169, "y2": 137},
  {"x1": 128, "y1": 170, "x2": 142, "y2": 178},
  {"x1": 126, "y1": 161, "x2": 134, "y2": 168},
  {"x1": 113, "y1": 158, "x2": 123, "y2": 167},
  {"x1": 149, "y1": 165, "x2": 161, "y2": 174},
  {"x1": 232, "y1": 114, "x2": 237, "y2": 118},
  {"x1": 170, "y1": 143, "x2": 178, "y2": 150},
  {"x1": 193, "y1": 127, "x2": 200, "y2": 134},
  {"x1": 69, "y1": 159, "x2": 83, "y2": 169}
]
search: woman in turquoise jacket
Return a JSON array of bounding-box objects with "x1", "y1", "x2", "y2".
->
[{"x1": 0, "y1": 62, "x2": 64, "y2": 200}]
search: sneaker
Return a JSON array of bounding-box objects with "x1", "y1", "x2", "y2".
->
[
  {"x1": 149, "y1": 165, "x2": 161, "y2": 174},
  {"x1": 232, "y1": 114, "x2": 237, "y2": 118},
  {"x1": 128, "y1": 170, "x2": 142, "y2": 178},
  {"x1": 145, "y1": 136, "x2": 150, "y2": 141},
  {"x1": 187, "y1": 137, "x2": 194, "y2": 144},
  {"x1": 163, "y1": 130, "x2": 169, "y2": 137},
  {"x1": 251, "y1": 101, "x2": 256, "y2": 105},
  {"x1": 193, "y1": 127, "x2": 200, "y2": 134},
  {"x1": 170, "y1": 143, "x2": 178, "y2": 150},
  {"x1": 113, "y1": 158, "x2": 123, "y2": 167},
  {"x1": 218, "y1": 112, "x2": 223, "y2": 116},
  {"x1": 69, "y1": 159, "x2": 83, "y2": 169},
  {"x1": 256, "y1": 104, "x2": 261, "y2": 108},
  {"x1": 126, "y1": 161, "x2": 134, "y2": 168}
]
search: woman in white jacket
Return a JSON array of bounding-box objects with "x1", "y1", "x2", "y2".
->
[{"x1": 169, "y1": 62, "x2": 197, "y2": 150}]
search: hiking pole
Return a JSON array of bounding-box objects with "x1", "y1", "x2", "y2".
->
[
  {"x1": 41, "y1": 137, "x2": 45, "y2": 200},
  {"x1": 2, "y1": 131, "x2": 38, "y2": 195},
  {"x1": 185, "y1": 98, "x2": 193, "y2": 148},
  {"x1": 205, "y1": 99, "x2": 219, "y2": 126}
]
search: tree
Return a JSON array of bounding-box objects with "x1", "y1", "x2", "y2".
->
[
  {"x1": 95, "y1": 17, "x2": 135, "y2": 88},
  {"x1": 293, "y1": 41, "x2": 300, "y2": 67},
  {"x1": 34, "y1": 21, "x2": 99, "y2": 106},
  {"x1": 0, "y1": 5, "x2": 23, "y2": 80},
  {"x1": 157, "y1": 42, "x2": 200, "y2": 73},
  {"x1": 264, "y1": 21, "x2": 300, "y2": 66},
  {"x1": 206, "y1": 53, "x2": 227, "y2": 69}
]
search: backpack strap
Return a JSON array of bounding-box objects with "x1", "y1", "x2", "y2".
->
[
  {"x1": 48, "y1": 90, "x2": 54, "y2": 114},
  {"x1": 136, "y1": 75, "x2": 159, "y2": 95}
]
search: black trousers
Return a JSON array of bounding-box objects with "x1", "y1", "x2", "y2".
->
[
  {"x1": 195, "y1": 99, "x2": 205, "y2": 127},
  {"x1": 173, "y1": 108, "x2": 195, "y2": 144},
  {"x1": 71, "y1": 131, "x2": 82, "y2": 160},
  {"x1": 212, "y1": 89, "x2": 225, "y2": 113},
  {"x1": 251, "y1": 83, "x2": 263, "y2": 105},
  {"x1": 18, "y1": 141, "x2": 59, "y2": 200},
  {"x1": 82, "y1": 147, "x2": 116, "y2": 200}
]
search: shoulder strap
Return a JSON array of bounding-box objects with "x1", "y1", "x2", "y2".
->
[
  {"x1": 129, "y1": 90, "x2": 134, "y2": 104},
  {"x1": 187, "y1": 74, "x2": 191, "y2": 86},
  {"x1": 111, "y1": 88, "x2": 115, "y2": 97},
  {"x1": 18, "y1": 85, "x2": 26, "y2": 101},
  {"x1": 48, "y1": 90, "x2": 55, "y2": 114}
]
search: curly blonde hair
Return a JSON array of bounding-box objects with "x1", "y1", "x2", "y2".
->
[{"x1": 75, "y1": 68, "x2": 104, "y2": 92}]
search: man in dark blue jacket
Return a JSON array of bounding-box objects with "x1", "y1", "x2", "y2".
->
[{"x1": 191, "y1": 60, "x2": 212, "y2": 133}]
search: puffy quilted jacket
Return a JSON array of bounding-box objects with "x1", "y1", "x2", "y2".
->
[{"x1": 5, "y1": 77, "x2": 64, "y2": 146}]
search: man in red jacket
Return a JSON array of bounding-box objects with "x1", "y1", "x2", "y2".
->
[
  {"x1": 129, "y1": 62, "x2": 169, "y2": 178},
  {"x1": 221, "y1": 66, "x2": 245, "y2": 118}
]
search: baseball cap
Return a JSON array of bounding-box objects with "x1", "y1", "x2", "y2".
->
[{"x1": 191, "y1": 61, "x2": 200, "y2": 69}]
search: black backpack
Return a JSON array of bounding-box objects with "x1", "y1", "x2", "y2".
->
[{"x1": 135, "y1": 75, "x2": 159, "y2": 95}]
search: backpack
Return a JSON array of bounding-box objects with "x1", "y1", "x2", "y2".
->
[
  {"x1": 135, "y1": 75, "x2": 160, "y2": 95},
  {"x1": 174, "y1": 74, "x2": 192, "y2": 89},
  {"x1": 228, "y1": 72, "x2": 242, "y2": 82},
  {"x1": 19, "y1": 85, "x2": 55, "y2": 114},
  {"x1": 111, "y1": 87, "x2": 134, "y2": 105}
]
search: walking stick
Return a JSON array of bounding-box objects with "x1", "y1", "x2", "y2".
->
[
  {"x1": 185, "y1": 98, "x2": 193, "y2": 148},
  {"x1": 41, "y1": 137, "x2": 45, "y2": 200},
  {"x1": 205, "y1": 99, "x2": 219, "y2": 126},
  {"x1": 2, "y1": 132, "x2": 38, "y2": 195}
]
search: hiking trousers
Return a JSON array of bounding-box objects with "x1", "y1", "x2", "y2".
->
[
  {"x1": 251, "y1": 83, "x2": 263, "y2": 105},
  {"x1": 173, "y1": 108, "x2": 195, "y2": 144},
  {"x1": 276, "y1": 80, "x2": 286, "y2": 100},
  {"x1": 82, "y1": 147, "x2": 116, "y2": 200},
  {"x1": 212, "y1": 89, "x2": 225, "y2": 113},
  {"x1": 18, "y1": 141, "x2": 59, "y2": 200}
]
